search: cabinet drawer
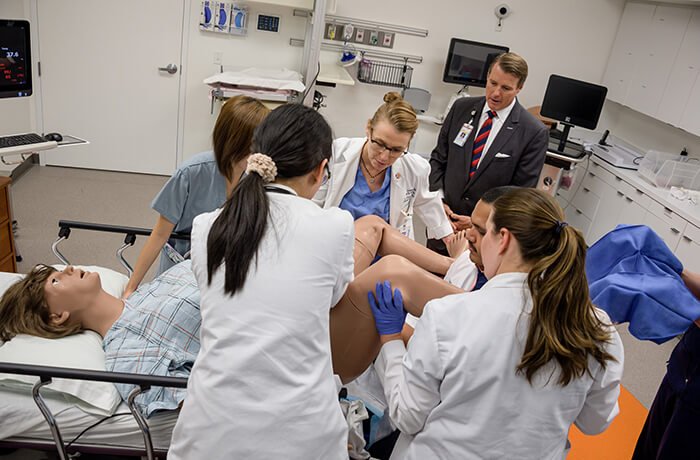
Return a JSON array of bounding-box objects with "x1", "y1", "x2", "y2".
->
[
  {"x1": 646, "y1": 199, "x2": 688, "y2": 234},
  {"x1": 581, "y1": 170, "x2": 608, "y2": 195},
  {"x1": 0, "y1": 252, "x2": 15, "y2": 273},
  {"x1": 567, "y1": 207, "x2": 592, "y2": 240},
  {"x1": 616, "y1": 180, "x2": 650, "y2": 208},
  {"x1": 683, "y1": 223, "x2": 700, "y2": 243},
  {"x1": 0, "y1": 220, "x2": 13, "y2": 261},
  {"x1": 643, "y1": 211, "x2": 685, "y2": 251},
  {"x1": 588, "y1": 161, "x2": 617, "y2": 187},
  {"x1": 571, "y1": 186, "x2": 600, "y2": 219},
  {"x1": 0, "y1": 185, "x2": 8, "y2": 224}
]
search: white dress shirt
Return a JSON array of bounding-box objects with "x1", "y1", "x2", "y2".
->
[
  {"x1": 375, "y1": 272, "x2": 624, "y2": 460},
  {"x1": 169, "y1": 189, "x2": 355, "y2": 460},
  {"x1": 474, "y1": 97, "x2": 516, "y2": 169}
]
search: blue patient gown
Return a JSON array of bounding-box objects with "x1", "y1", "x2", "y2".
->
[
  {"x1": 103, "y1": 260, "x2": 200, "y2": 417},
  {"x1": 586, "y1": 224, "x2": 700, "y2": 344}
]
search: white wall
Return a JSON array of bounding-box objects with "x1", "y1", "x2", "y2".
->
[
  {"x1": 318, "y1": 0, "x2": 628, "y2": 155},
  {"x1": 0, "y1": 0, "x2": 34, "y2": 136},
  {"x1": 180, "y1": 1, "x2": 308, "y2": 160},
  {"x1": 7, "y1": 0, "x2": 700, "y2": 164}
]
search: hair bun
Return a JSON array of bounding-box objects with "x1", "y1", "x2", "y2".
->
[{"x1": 383, "y1": 91, "x2": 403, "y2": 104}]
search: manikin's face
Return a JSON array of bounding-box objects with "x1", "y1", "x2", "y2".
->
[
  {"x1": 480, "y1": 210, "x2": 506, "y2": 279},
  {"x1": 485, "y1": 64, "x2": 522, "y2": 112},
  {"x1": 44, "y1": 266, "x2": 101, "y2": 324},
  {"x1": 364, "y1": 120, "x2": 412, "y2": 171},
  {"x1": 465, "y1": 200, "x2": 492, "y2": 271}
]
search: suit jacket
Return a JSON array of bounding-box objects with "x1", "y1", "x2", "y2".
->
[{"x1": 429, "y1": 97, "x2": 548, "y2": 216}]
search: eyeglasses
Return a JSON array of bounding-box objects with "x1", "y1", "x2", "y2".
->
[
  {"x1": 322, "y1": 163, "x2": 331, "y2": 185},
  {"x1": 369, "y1": 133, "x2": 407, "y2": 157}
]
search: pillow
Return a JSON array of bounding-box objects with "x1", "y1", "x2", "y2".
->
[{"x1": 0, "y1": 266, "x2": 128, "y2": 416}]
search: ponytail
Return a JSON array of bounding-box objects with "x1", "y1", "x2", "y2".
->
[
  {"x1": 206, "y1": 104, "x2": 333, "y2": 295},
  {"x1": 490, "y1": 188, "x2": 616, "y2": 385}
]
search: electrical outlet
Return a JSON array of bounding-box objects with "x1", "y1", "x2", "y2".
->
[
  {"x1": 369, "y1": 30, "x2": 379, "y2": 46},
  {"x1": 382, "y1": 32, "x2": 394, "y2": 48},
  {"x1": 326, "y1": 23, "x2": 337, "y2": 40},
  {"x1": 355, "y1": 28, "x2": 365, "y2": 43},
  {"x1": 213, "y1": 51, "x2": 223, "y2": 65}
]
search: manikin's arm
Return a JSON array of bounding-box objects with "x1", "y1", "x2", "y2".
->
[{"x1": 123, "y1": 215, "x2": 175, "y2": 298}]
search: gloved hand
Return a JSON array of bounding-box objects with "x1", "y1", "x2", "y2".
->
[{"x1": 368, "y1": 281, "x2": 407, "y2": 336}]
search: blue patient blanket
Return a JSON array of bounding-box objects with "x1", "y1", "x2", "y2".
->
[{"x1": 586, "y1": 224, "x2": 700, "y2": 344}]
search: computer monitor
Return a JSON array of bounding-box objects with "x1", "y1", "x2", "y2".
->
[
  {"x1": 442, "y1": 38, "x2": 509, "y2": 88},
  {"x1": 540, "y1": 74, "x2": 607, "y2": 154},
  {"x1": 0, "y1": 19, "x2": 32, "y2": 99}
]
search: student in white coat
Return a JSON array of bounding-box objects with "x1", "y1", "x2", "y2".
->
[
  {"x1": 313, "y1": 91, "x2": 453, "y2": 242},
  {"x1": 369, "y1": 188, "x2": 625, "y2": 459},
  {"x1": 168, "y1": 105, "x2": 354, "y2": 459}
]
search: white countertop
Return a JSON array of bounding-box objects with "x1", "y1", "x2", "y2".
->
[{"x1": 591, "y1": 155, "x2": 700, "y2": 228}]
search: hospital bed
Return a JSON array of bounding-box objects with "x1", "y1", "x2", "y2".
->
[{"x1": 0, "y1": 220, "x2": 190, "y2": 459}]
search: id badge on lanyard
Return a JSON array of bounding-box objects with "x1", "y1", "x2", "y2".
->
[{"x1": 453, "y1": 110, "x2": 478, "y2": 147}]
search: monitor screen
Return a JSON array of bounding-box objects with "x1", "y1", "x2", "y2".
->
[
  {"x1": 442, "y1": 38, "x2": 509, "y2": 88},
  {"x1": 540, "y1": 75, "x2": 607, "y2": 130},
  {"x1": 0, "y1": 19, "x2": 32, "y2": 99}
]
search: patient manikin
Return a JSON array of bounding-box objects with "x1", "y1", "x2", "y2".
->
[{"x1": 0, "y1": 213, "x2": 475, "y2": 411}]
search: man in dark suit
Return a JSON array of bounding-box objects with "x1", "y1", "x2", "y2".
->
[{"x1": 428, "y1": 52, "x2": 548, "y2": 254}]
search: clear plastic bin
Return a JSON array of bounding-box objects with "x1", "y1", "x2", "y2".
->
[{"x1": 637, "y1": 150, "x2": 700, "y2": 190}]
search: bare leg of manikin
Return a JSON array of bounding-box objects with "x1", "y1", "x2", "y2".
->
[{"x1": 331, "y1": 254, "x2": 463, "y2": 383}]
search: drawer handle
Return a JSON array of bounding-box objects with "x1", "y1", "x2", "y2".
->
[
  {"x1": 615, "y1": 176, "x2": 622, "y2": 182},
  {"x1": 625, "y1": 197, "x2": 633, "y2": 202},
  {"x1": 683, "y1": 235, "x2": 693, "y2": 242},
  {"x1": 583, "y1": 187, "x2": 591, "y2": 192},
  {"x1": 588, "y1": 172, "x2": 596, "y2": 177},
  {"x1": 671, "y1": 227, "x2": 680, "y2": 234},
  {"x1": 616, "y1": 191, "x2": 624, "y2": 197},
  {"x1": 575, "y1": 209, "x2": 583, "y2": 215},
  {"x1": 664, "y1": 207, "x2": 673, "y2": 214}
]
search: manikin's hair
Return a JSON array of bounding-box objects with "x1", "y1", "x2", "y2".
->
[
  {"x1": 490, "y1": 188, "x2": 615, "y2": 385},
  {"x1": 206, "y1": 104, "x2": 333, "y2": 294},
  {"x1": 368, "y1": 91, "x2": 418, "y2": 137},
  {"x1": 212, "y1": 95, "x2": 270, "y2": 182},
  {"x1": 488, "y1": 52, "x2": 529, "y2": 88},
  {"x1": 0, "y1": 265, "x2": 81, "y2": 340}
]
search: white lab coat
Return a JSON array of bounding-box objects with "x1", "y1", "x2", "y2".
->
[
  {"x1": 375, "y1": 272, "x2": 624, "y2": 460},
  {"x1": 168, "y1": 188, "x2": 354, "y2": 460},
  {"x1": 313, "y1": 137, "x2": 453, "y2": 240}
]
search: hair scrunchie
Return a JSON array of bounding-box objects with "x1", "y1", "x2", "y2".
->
[
  {"x1": 553, "y1": 220, "x2": 569, "y2": 236},
  {"x1": 246, "y1": 153, "x2": 277, "y2": 184}
]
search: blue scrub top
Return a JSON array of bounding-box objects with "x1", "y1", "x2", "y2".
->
[
  {"x1": 151, "y1": 151, "x2": 227, "y2": 274},
  {"x1": 339, "y1": 165, "x2": 391, "y2": 223}
]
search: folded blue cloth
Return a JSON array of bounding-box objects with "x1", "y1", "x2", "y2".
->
[{"x1": 586, "y1": 224, "x2": 700, "y2": 344}]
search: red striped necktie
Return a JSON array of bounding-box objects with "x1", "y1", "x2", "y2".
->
[{"x1": 469, "y1": 110, "x2": 497, "y2": 178}]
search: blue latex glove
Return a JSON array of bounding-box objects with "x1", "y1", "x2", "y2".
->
[{"x1": 368, "y1": 281, "x2": 407, "y2": 336}]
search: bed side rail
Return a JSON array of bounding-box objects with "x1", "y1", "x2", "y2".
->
[
  {"x1": 53, "y1": 220, "x2": 191, "y2": 276},
  {"x1": 0, "y1": 362, "x2": 187, "y2": 460}
]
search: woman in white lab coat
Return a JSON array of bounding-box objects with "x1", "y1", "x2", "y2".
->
[
  {"x1": 369, "y1": 188, "x2": 625, "y2": 459},
  {"x1": 168, "y1": 104, "x2": 354, "y2": 459},
  {"x1": 313, "y1": 91, "x2": 453, "y2": 242}
]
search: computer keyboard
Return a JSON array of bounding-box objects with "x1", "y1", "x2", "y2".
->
[{"x1": 0, "y1": 132, "x2": 57, "y2": 156}]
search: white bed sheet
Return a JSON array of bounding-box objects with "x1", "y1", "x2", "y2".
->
[{"x1": 0, "y1": 388, "x2": 177, "y2": 449}]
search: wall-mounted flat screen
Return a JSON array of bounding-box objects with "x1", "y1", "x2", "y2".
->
[
  {"x1": 442, "y1": 38, "x2": 509, "y2": 88},
  {"x1": 540, "y1": 74, "x2": 607, "y2": 130},
  {"x1": 0, "y1": 19, "x2": 32, "y2": 99}
]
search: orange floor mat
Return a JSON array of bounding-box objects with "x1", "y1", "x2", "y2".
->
[{"x1": 567, "y1": 385, "x2": 649, "y2": 459}]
